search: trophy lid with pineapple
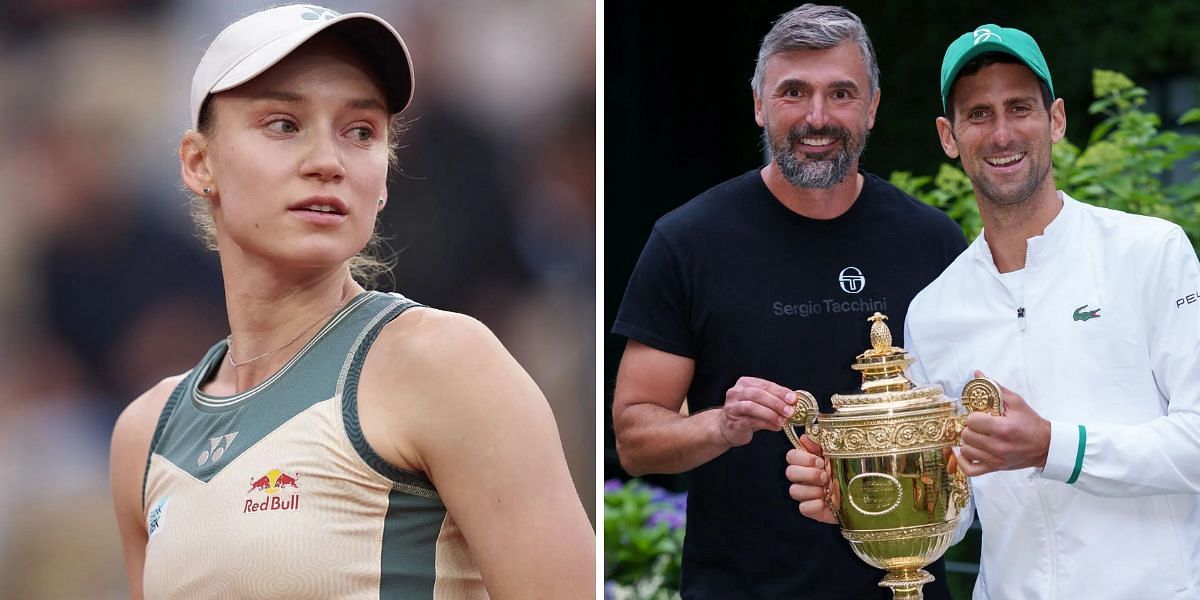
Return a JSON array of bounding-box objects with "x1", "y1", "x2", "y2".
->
[{"x1": 831, "y1": 312, "x2": 947, "y2": 414}]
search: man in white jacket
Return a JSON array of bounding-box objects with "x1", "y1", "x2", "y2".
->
[{"x1": 785, "y1": 24, "x2": 1200, "y2": 599}]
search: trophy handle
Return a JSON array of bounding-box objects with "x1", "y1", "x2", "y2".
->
[
  {"x1": 960, "y1": 377, "x2": 1004, "y2": 416},
  {"x1": 784, "y1": 391, "x2": 837, "y2": 522},
  {"x1": 783, "y1": 390, "x2": 820, "y2": 449},
  {"x1": 948, "y1": 378, "x2": 1001, "y2": 512}
]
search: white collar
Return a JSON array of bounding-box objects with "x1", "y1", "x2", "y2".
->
[{"x1": 969, "y1": 191, "x2": 1078, "y2": 274}]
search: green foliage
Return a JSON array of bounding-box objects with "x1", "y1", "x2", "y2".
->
[
  {"x1": 891, "y1": 165, "x2": 982, "y2": 241},
  {"x1": 604, "y1": 479, "x2": 686, "y2": 600},
  {"x1": 891, "y1": 70, "x2": 1200, "y2": 248}
]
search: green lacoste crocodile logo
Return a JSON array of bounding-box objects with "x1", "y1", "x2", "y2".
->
[{"x1": 1073, "y1": 305, "x2": 1101, "y2": 322}]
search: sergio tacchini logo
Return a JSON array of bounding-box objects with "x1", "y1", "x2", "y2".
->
[{"x1": 839, "y1": 267, "x2": 865, "y2": 294}]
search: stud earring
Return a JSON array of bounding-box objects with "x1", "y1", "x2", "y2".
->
[
  {"x1": 202, "y1": 187, "x2": 211, "y2": 196},
  {"x1": 378, "y1": 198, "x2": 386, "y2": 208}
]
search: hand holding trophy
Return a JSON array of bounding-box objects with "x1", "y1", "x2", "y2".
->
[{"x1": 783, "y1": 313, "x2": 1001, "y2": 600}]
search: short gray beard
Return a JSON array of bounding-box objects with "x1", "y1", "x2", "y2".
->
[{"x1": 764, "y1": 124, "x2": 867, "y2": 189}]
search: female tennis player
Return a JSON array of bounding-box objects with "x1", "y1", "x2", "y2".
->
[{"x1": 109, "y1": 5, "x2": 593, "y2": 598}]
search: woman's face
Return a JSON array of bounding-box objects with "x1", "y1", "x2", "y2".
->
[{"x1": 201, "y1": 36, "x2": 390, "y2": 273}]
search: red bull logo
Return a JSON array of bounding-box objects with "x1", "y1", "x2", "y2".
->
[{"x1": 244, "y1": 468, "x2": 300, "y2": 513}]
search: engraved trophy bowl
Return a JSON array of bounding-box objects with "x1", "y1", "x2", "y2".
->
[{"x1": 784, "y1": 313, "x2": 1002, "y2": 600}]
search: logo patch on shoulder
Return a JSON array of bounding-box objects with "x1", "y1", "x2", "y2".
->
[
  {"x1": 1073, "y1": 304, "x2": 1101, "y2": 322},
  {"x1": 148, "y1": 496, "x2": 169, "y2": 539}
]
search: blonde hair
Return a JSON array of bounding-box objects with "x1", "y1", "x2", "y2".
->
[{"x1": 189, "y1": 100, "x2": 406, "y2": 289}]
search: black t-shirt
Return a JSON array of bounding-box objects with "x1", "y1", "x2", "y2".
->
[{"x1": 613, "y1": 169, "x2": 967, "y2": 599}]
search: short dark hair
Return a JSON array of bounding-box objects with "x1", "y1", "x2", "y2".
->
[{"x1": 945, "y1": 51, "x2": 1053, "y2": 124}]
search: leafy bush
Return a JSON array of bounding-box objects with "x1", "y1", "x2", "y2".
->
[
  {"x1": 603, "y1": 479, "x2": 686, "y2": 600},
  {"x1": 891, "y1": 70, "x2": 1200, "y2": 247}
]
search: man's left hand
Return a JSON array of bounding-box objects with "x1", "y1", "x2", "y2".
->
[{"x1": 959, "y1": 370, "x2": 1051, "y2": 476}]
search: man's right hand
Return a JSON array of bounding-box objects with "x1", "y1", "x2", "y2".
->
[
  {"x1": 718, "y1": 376, "x2": 797, "y2": 447},
  {"x1": 786, "y1": 434, "x2": 839, "y2": 524}
]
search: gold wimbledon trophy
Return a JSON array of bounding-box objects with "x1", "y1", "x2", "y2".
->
[{"x1": 785, "y1": 313, "x2": 1001, "y2": 600}]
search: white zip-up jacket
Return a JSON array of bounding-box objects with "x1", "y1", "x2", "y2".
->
[{"x1": 904, "y1": 193, "x2": 1200, "y2": 599}]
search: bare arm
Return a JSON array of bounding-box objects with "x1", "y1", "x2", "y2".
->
[
  {"x1": 359, "y1": 310, "x2": 593, "y2": 600},
  {"x1": 612, "y1": 339, "x2": 797, "y2": 476},
  {"x1": 612, "y1": 340, "x2": 715, "y2": 475},
  {"x1": 109, "y1": 376, "x2": 181, "y2": 600}
]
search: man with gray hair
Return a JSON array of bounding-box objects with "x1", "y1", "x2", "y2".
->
[{"x1": 612, "y1": 4, "x2": 965, "y2": 598}]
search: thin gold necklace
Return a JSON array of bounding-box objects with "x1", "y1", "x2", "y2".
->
[{"x1": 226, "y1": 294, "x2": 350, "y2": 368}]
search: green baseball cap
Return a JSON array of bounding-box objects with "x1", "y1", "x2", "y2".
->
[{"x1": 940, "y1": 24, "x2": 1054, "y2": 113}]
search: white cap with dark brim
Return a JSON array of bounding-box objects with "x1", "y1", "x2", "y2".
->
[{"x1": 190, "y1": 4, "x2": 414, "y2": 130}]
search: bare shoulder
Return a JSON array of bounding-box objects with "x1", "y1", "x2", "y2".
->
[
  {"x1": 371, "y1": 307, "x2": 508, "y2": 376},
  {"x1": 110, "y1": 373, "x2": 187, "y2": 598},
  {"x1": 366, "y1": 307, "x2": 530, "y2": 403},
  {"x1": 113, "y1": 374, "x2": 186, "y2": 448},
  {"x1": 112, "y1": 374, "x2": 187, "y2": 449},
  {"x1": 110, "y1": 374, "x2": 187, "y2": 532},
  {"x1": 357, "y1": 308, "x2": 547, "y2": 472},
  {"x1": 364, "y1": 309, "x2": 592, "y2": 597},
  {"x1": 111, "y1": 374, "x2": 188, "y2": 507}
]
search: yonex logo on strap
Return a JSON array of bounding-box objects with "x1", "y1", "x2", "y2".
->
[
  {"x1": 973, "y1": 27, "x2": 1001, "y2": 45},
  {"x1": 198, "y1": 432, "x2": 239, "y2": 466}
]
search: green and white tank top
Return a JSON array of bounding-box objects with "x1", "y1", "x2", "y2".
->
[{"x1": 141, "y1": 291, "x2": 487, "y2": 599}]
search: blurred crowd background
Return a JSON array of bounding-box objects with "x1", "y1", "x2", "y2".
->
[{"x1": 0, "y1": 0, "x2": 595, "y2": 596}]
